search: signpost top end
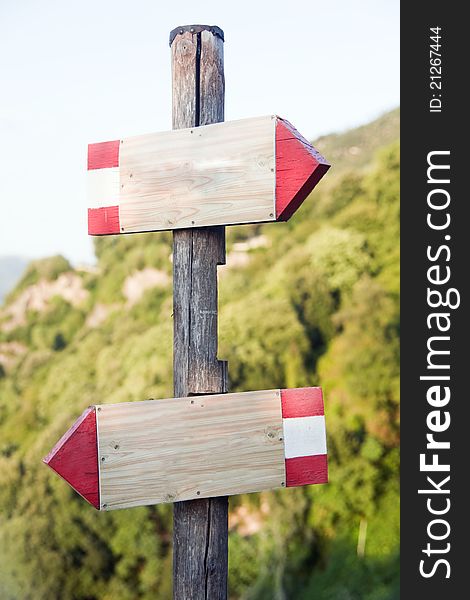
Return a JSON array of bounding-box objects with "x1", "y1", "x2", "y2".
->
[{"x1": 169, "y1": 24, "x2": 225, "y2": 46}]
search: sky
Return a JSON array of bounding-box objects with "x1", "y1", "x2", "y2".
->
[{"x1": 0, "y1": 0, "x2": 399, "y2": 265}]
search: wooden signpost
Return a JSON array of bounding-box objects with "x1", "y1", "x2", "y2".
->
[
  {"x1": 44, "y1": 24, "x2": 331, "y2": 600},
  {"x1": 43, "y1": 387, "x2": 328, "y2": 511},
  {"x1": 87, "y1": 116, "x2": 329, "y2": 235}
]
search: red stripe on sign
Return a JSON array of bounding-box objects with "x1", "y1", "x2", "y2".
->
[
  {"x1": 43, "y1": 407, "x2": 100, "y2": 509},
  {"x1": 275, "y1": 119, "x2": 330, "y2": 221},
  {"x1": 88, "y1": 140, "x2": 120, "y2": 170},
  {"x1": 285, "y1": 454, "x2": 328, "y2": 487},
  {"x1": 281, "y1": 387, "x2": 324, "y2": 419},
  {"x1": 88, "y1": 206, "x2": 120, "y2": 235}
]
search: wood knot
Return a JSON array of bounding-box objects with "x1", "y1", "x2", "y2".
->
[{"x1": 265, "y1": 426, "x2": 279, "y2": 442}]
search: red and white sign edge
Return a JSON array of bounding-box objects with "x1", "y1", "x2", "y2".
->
[{"x1": 280, "y1": 388, "x2": 328, "y2": 488}]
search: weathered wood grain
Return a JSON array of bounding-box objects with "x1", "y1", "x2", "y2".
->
[
  {"x1": 171, "y1": 25, "x2": 229, "y2": 600},
  {"x1": 171, "y1": 30, "x2": 197, "y2": 130},
  {"x1": 96, "y1": 390, "x2": 285, "y2": 510},
  {"x1": 200, "y1": 30, "x2": 224, "y2": 125},
  {"x1": 173, "y1": 224, "x2": 228, "y2": 395}
]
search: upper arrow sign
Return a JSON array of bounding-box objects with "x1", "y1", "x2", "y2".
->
[
  {"x1": 87, "y1": 116, "x2": 330, "y2": 235},
  {"x1": 43, "y1": 387, "x2": 328, "y2": 511}
]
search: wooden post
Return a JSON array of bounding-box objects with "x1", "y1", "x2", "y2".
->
[{"x1": 170, "y1": 25, "x2": 229, "y2": 600}]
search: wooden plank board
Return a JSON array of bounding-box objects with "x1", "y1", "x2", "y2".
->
[
  {"x1": 119, "y1": 115, "x2": 275, "y2": 232},
  {"x1": 98, "y1": 389, "x2": 284, "y2": 510},
  {"x1": 87, "y1": 116, "x2": 330, "y2": 235},
  {"x1": 43, "y1": 387, "x2": 328, "y2": 511}
]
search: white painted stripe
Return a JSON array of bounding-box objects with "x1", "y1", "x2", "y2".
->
[
  {"x1": 282, "y1": 415, "x2": 327, "y2": 459},
  {"x1": 88, "y1": 167, "x2": 120, "y2": 208}
]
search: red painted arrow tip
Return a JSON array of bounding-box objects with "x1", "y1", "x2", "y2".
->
[
  {"x1": 43, "y1": 407, "x2": 100, "y2": 509},
  {"x1": 275, "y1": 118, "x2": 330, "y2": 221}
]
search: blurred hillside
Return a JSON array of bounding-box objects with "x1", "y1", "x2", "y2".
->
[
  {"x1": 0, "y1": 256, "x2": 28, "y2": 304},
  {"x1": 0, "y1": 109, "x2": 400, "y2": 600},
  {"x1": 315, "y1": 108, "x2": 399, "y2": 174}
]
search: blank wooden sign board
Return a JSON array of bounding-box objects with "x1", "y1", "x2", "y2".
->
[
  {"x1": 87, "y1": 116, "x2": 330, "y2": 235},
  {"x1": 43, "y1": 387, "x2": 328, "y2": 511}
]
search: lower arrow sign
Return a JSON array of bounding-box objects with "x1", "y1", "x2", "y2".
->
[{"x1": 43, "y1": 387, "x2": 328, "y2": 510}]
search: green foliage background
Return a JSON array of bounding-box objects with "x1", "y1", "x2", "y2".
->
[{"x1": 0, "y1": 110, "x2": 399, "y2": 599}]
